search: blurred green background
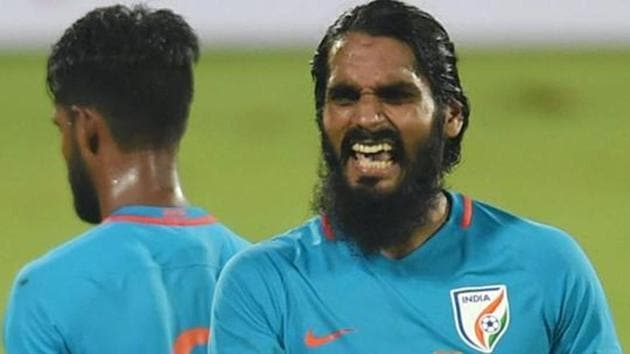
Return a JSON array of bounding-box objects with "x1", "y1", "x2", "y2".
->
[{"x1": 1, "y1": 49, "x2": 628, "y2": 351}]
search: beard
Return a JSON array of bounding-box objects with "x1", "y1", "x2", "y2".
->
[
  {"x1": 68, "y1": 142, "x2": 101, "y2": 224},
  {"x1": 314, "y1": 118, "x2": 446, "y2": 255}
]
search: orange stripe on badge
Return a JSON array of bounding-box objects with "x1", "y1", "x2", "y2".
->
[
  {"x1": 460, "y1": 196, "x2": 473, "y2": 229},
  {"x1": 474, "y1": 290, "x2": 505, "y2": 348},
  {"x1": 173, "y1": 328, "x2": 210, "y2": 354}
]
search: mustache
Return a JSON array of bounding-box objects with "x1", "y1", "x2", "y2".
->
[{"x1": 340, "y1": 127, "x2": 403, "y2": 162}]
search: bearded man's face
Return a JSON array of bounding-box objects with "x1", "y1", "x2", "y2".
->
[{"x1": 315, "y1": 32, "x2": 448, "y2": 254}]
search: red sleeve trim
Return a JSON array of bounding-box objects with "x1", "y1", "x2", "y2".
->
[
  {"x1": 460, "y1": 195, "x2": 473, "y2": 229},
  {"x1": 105, "y1": 214, "x2": 217, "y2": 226}
]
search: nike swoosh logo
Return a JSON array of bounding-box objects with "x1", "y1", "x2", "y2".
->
[{"x1": 304, "y1": 328, "x2": 354, "y2": 347}]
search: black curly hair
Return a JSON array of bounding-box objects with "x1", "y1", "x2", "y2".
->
[
  {"x1": 47, "y1": 5, "x2": 199, "y2": 150},
  {"x1": 311, "y1": 0, "x2": 470, "y2": 172}
]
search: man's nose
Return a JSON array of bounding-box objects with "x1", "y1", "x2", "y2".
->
[{"x1": 353, "y1": 93, "x2": 387, "y2": 129}]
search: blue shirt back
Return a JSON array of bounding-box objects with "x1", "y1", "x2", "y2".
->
[
  {"x1": 209, "y1": 192, "x2": 621, "y2": 354},
  {"x1": 4, "y1": 205, "x2": 249, "y2": 354}
]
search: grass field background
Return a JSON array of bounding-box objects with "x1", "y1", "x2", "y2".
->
[{"x1": 1, "y1": 49, "x2": 628, "y2": 350}]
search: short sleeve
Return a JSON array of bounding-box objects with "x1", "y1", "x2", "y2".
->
[
  {"x1": 3, "y1": 269, "x2": 69, "y2": 354},
  {"x1": 550, "y1": 238, "x2": 622, "y2": 353},
  {"x1": 209, "y1": 250, "x2": 285, "y2": 354}
]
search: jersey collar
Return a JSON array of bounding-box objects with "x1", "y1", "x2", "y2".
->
[
  {"x1": 320, "y1": 190, "x2": 473, "y2": 241},
  {"x1": 104, "y1": 205, "x2": 216, "y2": 226}
]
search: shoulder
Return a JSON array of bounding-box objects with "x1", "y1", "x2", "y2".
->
[
  {"x1": 213, "y1": 219, "x2": 323, "y2": 320},
  {"x1": 12, "y1": 221, "x2": 167, "y2": 294},
  {"x1": 5, "y1": 224, "x2": 119, "y2": 329},
  {"x1": 205, "y1": 221, "x2": 251, "y2": 252},
  {"x1": 219, "y1": 217, "x2": 324, "y2": 280},
  {"x1": 472, "y1": 198, "x2": 578, "y2": 245},
  {"x1": 468, "y1": 196, "x2": 592, "y2": 273},
  {"x1": 191, "y1": 220, "x2": 251, "y2": 271},
  {"x1": 16, "y1": 224, "x2": 114, "y2": 285}
]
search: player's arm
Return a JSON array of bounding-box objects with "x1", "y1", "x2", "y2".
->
[
  {"x1": 549, "y1": 238, "x2": 622, "y2": 353},
  {"x1": 4, "y1": 270, "x2": 69, "y2": 354},
  {"x1": 209, "y1": 250, "x2": 285, "y2": 354}
]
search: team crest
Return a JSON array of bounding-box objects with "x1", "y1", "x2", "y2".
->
[{"x1": 450, "y1": 285, "x2": 510, "y2": 353}]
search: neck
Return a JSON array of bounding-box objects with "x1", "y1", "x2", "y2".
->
[
  {"x1": 96, "y1": 149, "x2": 188, "y2": 218},
  {"x1": 381, "y1": 191, "x2": 449, "y2": 259}
]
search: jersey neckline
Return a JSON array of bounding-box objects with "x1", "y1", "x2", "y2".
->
[
  {"x1": 104, "y1": 205, "x2": 217, "y2": 226},
  {"x1": 319, "y1": 190, "x2": 473, "y2": 266},
  {"x1": 373, "y1": 191, "x2": 471, "y2": 268}
]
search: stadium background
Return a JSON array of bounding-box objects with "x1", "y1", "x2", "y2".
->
[{"x1": 1, "y1": 0, "x2": 628, "y2": 350}]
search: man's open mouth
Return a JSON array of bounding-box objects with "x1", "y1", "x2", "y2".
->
[
  {"x1": 351, "y1": 141, "x2": 396, "y2": 170},
  {"x1": 336, "y1": 129, "x2": 405, "y2": 188}
]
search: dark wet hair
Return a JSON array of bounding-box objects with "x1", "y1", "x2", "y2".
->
[
  {"x1": 311, "y1": 0, "x2": 470, "y2": 171},
  {"x1": 47, "y1": 5, "x2": 199, "y2": 150}
]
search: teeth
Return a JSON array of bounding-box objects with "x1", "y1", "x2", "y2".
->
[
  {"x1": 351, "y1": 143, "x2": 393, "y2": 154},
  {"x1": 357, "y1": 159, "x2": 393, "y2": 169}
]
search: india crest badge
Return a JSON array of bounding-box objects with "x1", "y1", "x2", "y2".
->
[{"x1": 450, "y1": 285, "x2": 510, "y2": 353}]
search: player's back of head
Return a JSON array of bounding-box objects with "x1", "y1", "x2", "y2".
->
[{"x1": 46, "y1": 5, "x2": 199, "y2": 150}]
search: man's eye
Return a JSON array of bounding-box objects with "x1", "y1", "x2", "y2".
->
[
  {"x1": 328, "y1": 88, "x2": 359, "y2": 105},
  {"x1": 378, "y1": 89, "x2": 416, "y2": 104}
]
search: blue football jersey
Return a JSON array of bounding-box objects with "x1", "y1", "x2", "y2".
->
[
  {"x1": 4, "y1": 205, "x2": 249, "y2": 354},
  {"x1": 209, "y1": 192, "x2": 621, "y2": 354}
]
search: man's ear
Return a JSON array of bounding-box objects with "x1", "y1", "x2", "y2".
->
[
  {"x1": 69, "y1": 105, "x2": 102, "y2": 157},
  {"x1": 442, "y1": 100, "x2": 464, "y2": 139}
]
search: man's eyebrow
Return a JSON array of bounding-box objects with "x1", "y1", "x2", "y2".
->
[
  {"x1": 374, "y1": 81, "x2": 422, "y2": 95},
  {"x1": 327, "y1": 83, "x2": 360, "y2": 93},
  {"x1": 328, "y1": 81, "x2": 421, "y2": 93}
]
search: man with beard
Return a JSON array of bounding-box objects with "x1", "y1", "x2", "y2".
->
[
  {"x1": 209, "y1": 1, "x2": 621, "y2": 353},
  {"x1": 3, "y1": 5, "x2": 249, "y2": 354}
]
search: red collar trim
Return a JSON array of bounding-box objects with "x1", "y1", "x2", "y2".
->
[
  {"x1": 460, "y1": 195, "x2": 473, "y2": 229},
  {"x1": 105, "y1": 214, "x2": 217, "y2": 226},
  {"x1": 320, "y1": 214, "x2": 335, "y2": 240}
]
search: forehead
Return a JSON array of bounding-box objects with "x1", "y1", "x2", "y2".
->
[{"x1": 327, "y1": 32, "x2": 419, "y2": 86}]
